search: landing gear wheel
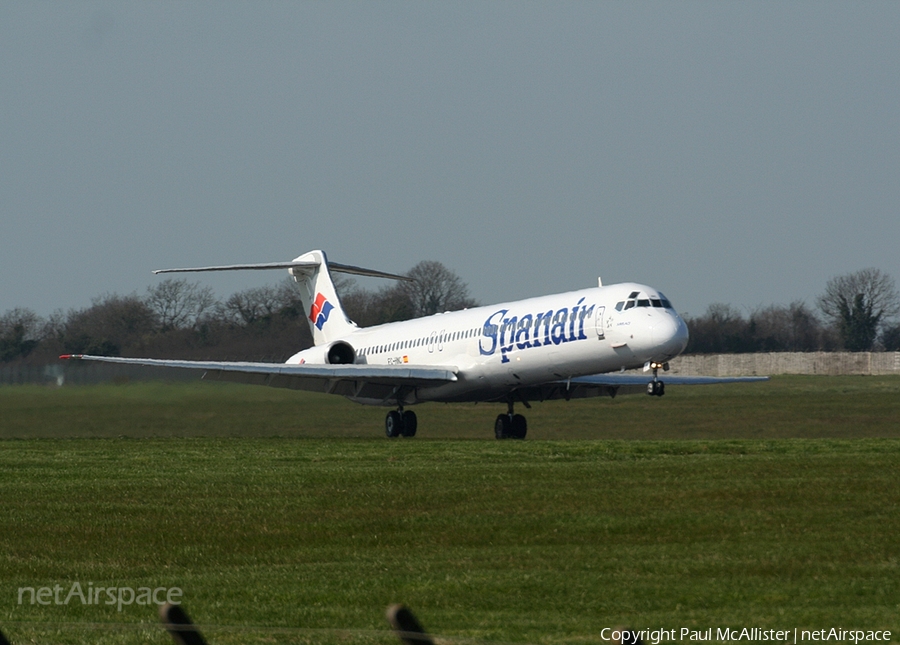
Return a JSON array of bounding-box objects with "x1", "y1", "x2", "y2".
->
[
  {"x1": 401, "y1": 410, "x2": 417, "y2": 437},
  {"x1": 385, "y1": 410, "x2": 403, "y2": 438},
  {"x1": 511, "y1": 414, "x2": 527, "y2": 439},
  {"x1": 494, "y1": 414, "x2": 511, "y2": 439},
  {"x1": 646, "y1": 381, "x2": 665, "y2": 397}
]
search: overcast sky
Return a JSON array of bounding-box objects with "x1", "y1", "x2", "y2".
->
[{"x1": 2, "y1": 2, "x2": 898, "y2": 319}]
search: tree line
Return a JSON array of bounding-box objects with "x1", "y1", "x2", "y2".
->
[
  {"x1": 1, "y1": 265, "x2": 898, "y2": 365},
  {"x1": 0, "y1": 261, "x2": 477, "y2": 365},
  {"x1": 684, "y1": 268, "x2": 900, "y2": 353}
]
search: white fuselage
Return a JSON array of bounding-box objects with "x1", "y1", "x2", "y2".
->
[{"x1": 287, "y1": 282, "x2": 689, "y2": 406}]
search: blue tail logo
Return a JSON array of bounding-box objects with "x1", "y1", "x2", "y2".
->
[{"x1": 309, "y1": 292, "x2": 334, "y2": 331}]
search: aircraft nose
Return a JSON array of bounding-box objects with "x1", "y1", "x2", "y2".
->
[{"x1": 651, "y1": 314, "x2": 689, "y2": 357}]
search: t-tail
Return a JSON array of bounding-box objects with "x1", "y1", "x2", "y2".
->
[
  {"x1": 153, "y1": 249, "x2": 413, "y2": 346},
  {"x1": 287, "y1": 250, "x2": 358, "y2": 345}
]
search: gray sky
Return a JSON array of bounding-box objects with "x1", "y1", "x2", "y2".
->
[{"x1": 2, "y1": 2, "x2": 898, "y2": 319}]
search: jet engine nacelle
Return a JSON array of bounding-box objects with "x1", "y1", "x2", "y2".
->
[
  {"x1": 325, "y1": 340, "x2": 356, "y2": 365},
  {"x1": 285, "y1": 340, "x2": 357, "y2": 366}
]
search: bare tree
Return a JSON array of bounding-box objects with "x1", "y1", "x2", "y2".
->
[
  {"x1": 372, "y1": 284, "x2": 417, "y2": 323},
  {"x1": 685, "y1": 301, "x2": 838, "y2": 354},
  {"x1": 749, "y1": 301, "x2": 832, "y2": 352},
  {"x1": 330, "y1": 273, "x2": 357, "y2": 300},
  {"x1": 61, "y1": 294, "x2": 157, "y2": 356},
  {"x1": 339, "y1": 282, "x2": 414, "y2": 327},
  {"x1": 817, "y1": 269, "x2": 900, "y2": 351},
  {"x1": 401, "y1": 260, "x2": 477, "y2": 318},
  {"x1": 882, "y1": 323, "x2": 900, "y2": 351},
  {"x1": 0, "y1": 308, "x2": 42, "y2": 361},
  {"x1": 335, "y1": 262, "x2": 474, "y2": 325},
  {"x1": 684, "y1": 303, "x2": 752, "y2": 353},
  {"x1": 219, "y1": 279, "x2": 307, "y2": 327},
  {"x1": 146, "y1": 279, "x2": 216, "y2": 331},
  {"x1": 272, "y1": 277, "x2": 306, "y2": 318},
  {"x1": 221, "y1": 286, "x2": 283, "y2": 326}
]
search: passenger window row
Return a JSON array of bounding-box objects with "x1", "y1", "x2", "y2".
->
[{"x1": 360, "y1": 327, "x2": 482, "y2": 356}]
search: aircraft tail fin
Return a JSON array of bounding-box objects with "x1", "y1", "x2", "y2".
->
[
  {"x1": 154, "y1": 250, "x2": 412, "y2": 346},
  {"x1": 288, "y1": 250, "x2": 360, "y2": 345}
]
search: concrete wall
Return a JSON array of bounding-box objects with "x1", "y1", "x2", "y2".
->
[{"x1": 668, "y1": 352, "x2": 900, "y2": 376}]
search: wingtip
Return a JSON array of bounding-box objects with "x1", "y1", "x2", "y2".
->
[{"x1": 59, "y1": 354, "x2": 81, "y2": 360}]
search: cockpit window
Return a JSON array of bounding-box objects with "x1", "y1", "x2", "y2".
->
[{"x1": 616, "y1": 293, "x2": 675, "y2": 311}]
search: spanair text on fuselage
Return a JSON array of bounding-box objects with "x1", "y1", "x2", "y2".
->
[{"x1": 286, "y1": 282, "x2": 689, "y2": 405}]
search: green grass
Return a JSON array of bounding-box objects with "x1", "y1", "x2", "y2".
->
[
  {"x1": 1, "y1": 377, "x2": 900, "y2": 645},
  {"x1": 2, "y1": 375, "x2": 900, "y2": 439}
]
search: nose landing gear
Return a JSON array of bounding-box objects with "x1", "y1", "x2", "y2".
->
[{"x1": 646, "y1": 362, "x2": 667, "y2": 397}]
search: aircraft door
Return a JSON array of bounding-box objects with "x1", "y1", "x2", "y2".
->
[
  {"x1": 594, "y1": 306, "x2": 606, "y2": 339},
  {"x1": 427, "y1": 331, "x2": 437, "y2": 353}
]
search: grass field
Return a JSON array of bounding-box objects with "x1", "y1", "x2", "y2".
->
[
  {"x1": 2, "y1": 376, "x2": 899, "y2": 645},
  {"x1": 3, "y1": 375, "x2": 900, "y2": 440}
]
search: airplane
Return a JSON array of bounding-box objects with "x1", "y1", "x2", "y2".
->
[{"x1": 61, "y1": 249, "x2": 767, "y2": 439}]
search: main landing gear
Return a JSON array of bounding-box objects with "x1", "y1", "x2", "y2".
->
[
  {"x1": 385, "y1": 408, "x2": 417, "y2": 438},
  {"x1": 495, "y1": 399, "x2": 527, "y2": 440}
]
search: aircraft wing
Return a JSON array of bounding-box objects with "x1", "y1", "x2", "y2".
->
[
  {"x1": 501, "y1": 373, "x2": 769, "y2": 403},
  {"x1": 571, "y1": 373, "x2": 768, "y2": 395},
  {"x1": 572, "y1": 373, "x2": 769, "y2": 386},
  {"x1": 59, "y1": 354, "x2": 457, "y2": 401}
]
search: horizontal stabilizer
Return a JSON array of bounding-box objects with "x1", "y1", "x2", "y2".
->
[
  {"x1": 329, "y1": 261, "x2": 415, "y2": 282},
  {"x1": 153, "y1": 260, "x2": 413, "y2": 282},
  {"x1": 153, "y1": 261, "x2": 317, "y2": 274}
]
